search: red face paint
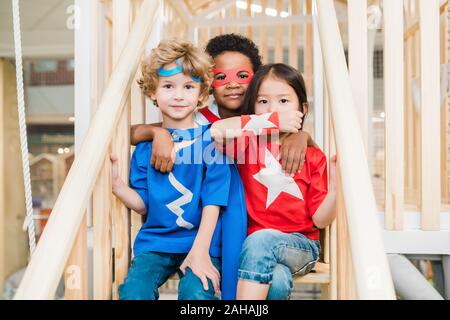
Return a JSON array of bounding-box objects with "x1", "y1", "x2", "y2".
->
[{"x1": 212, "y1": 66, "x2": 254, "y2": 88}]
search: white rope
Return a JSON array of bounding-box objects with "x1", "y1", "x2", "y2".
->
[{"x1": 12, "y1": 0, "x2": 36, "y2": 255}]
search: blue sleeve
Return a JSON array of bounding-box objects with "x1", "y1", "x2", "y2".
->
[
  {"x1": 129, "y1": 142, "x2": 150, "y2": 213},
  {"x1": 201, "y1": 145, "x2": 231, "y2": 208}
]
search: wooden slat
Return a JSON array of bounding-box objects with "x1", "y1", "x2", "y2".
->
[
  {"x1": 440, "y1": 2, "x2": 449, "y2": 203},
  {"x1": 420, "y1": 0, "x2": 441, "y2": 230},
  {"x1": 92, "y1": 0, "x2": 113, "y2": 300},
  {"x1": 384, "y1": 0, "x2": 404, "y2": 230},
  {"x1": 260, "y1": 0, "x2": 269, "y2": 64},
  {"x1": 0, "y1": 60, "x2": 28, "y2": 296},
  {"x1": 304, "y1": 0, "x2": 313, "y2": 94},
  {"x1": 348, "y1": 0, "x2": 368, "y2": 152},
  {"x1": 289, "y1": 0, "x2": 299, "y2": 69},
  {"x1": 274, "y1": 0, "x2": 283, "y2": 62},
  {"x1": 246, "y1": 0, "x2": 253, "y2": 38},
  {"x1": 293, "y1": 262, "x2": 330, "y2": 284},
  {"x1": 64, "y1": 216, "x2": 88, "y2": 299},
  {"x1": 112, "y1": 0, "x2": 132, "y2": 300}
]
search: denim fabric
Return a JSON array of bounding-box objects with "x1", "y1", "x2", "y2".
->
[
  {"x1": 118, "y1": 251, "x2": 221, "y2": 300},
  {"x1": 238, "y1": 229, "x2": 320, "y2": 299}
]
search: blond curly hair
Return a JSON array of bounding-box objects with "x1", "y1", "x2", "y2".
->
[{"x1": 138, "y1": 40, "x2": 212, "y2": 104}]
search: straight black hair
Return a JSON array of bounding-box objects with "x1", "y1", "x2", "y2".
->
[{"x1": 241, "y1": 63, "x2": 308, "y2": 128}]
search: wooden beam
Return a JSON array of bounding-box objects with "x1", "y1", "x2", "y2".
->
[
  {"x1": 289, "y1": 0, "x2": 299, "y2": 69},
  {"x1": 420, "y1": 0, "x2": 441, "y2": 230},
  {"x1": 274, "y1": 0, "x2": 283, "y2": 63},
  {"x1": 384, "y1": 0, "x2": 404, "y2": 231},
  {"x1": 304, "y1": 0, "x2": 313, "y2": 93},
  {"x1": 348, "y1": 0, "x2": 369, "y2": 152},
  {"x1": 260, "y1": 0, "x2": 269, "y2": 64},
  {"x1": 0, "y1": 59, "x2": 28, "y2": 297},
  {"x1": 112, "y1": 0, "x2": 132, "y2": 300}
]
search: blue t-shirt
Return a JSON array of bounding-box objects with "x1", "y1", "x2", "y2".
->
[{"x1": 130, "y1": 124, "x2": 230, "y2": 257}]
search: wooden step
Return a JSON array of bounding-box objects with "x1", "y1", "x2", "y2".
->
[
  {"x1": 167, "y1": 262, "x2": 331, "y2": 284},
  {"x1": 293, "y1": 262, "x2": 330, "y2": 284}
]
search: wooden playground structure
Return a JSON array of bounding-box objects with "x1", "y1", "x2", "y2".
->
[{"x1": 0, "y1": 0, "x2": 448, "y2": 300}]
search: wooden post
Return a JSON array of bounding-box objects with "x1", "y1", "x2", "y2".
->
[
  {"x1": 260, "y1": 0, "x2": 269, "y2": 63},
  {"x1": 304, "y1": 0, "x2": 313, "y2": 94},
  {"x1": 441, "y1": 2, "x2": 449, "y2": 204},
  {"x1": 0, "y1": 59, "x2": 28, "y2": 296},
  {"x1": 246, "y1": 0, "x2": 253, "y2": 38},
  {"x1": 384, "y1": 0, "x2": 404, "y2": 230},
  {"x1": 274, "y1": 0, "x2": 283, "y2": 63},
  {"x1": 112, "y1": 0, "x2": 132, "y2": 300},
  {"x1": 289, "y1": 0, "x2": 299, "y2": 69},
  {"x1": 419, "y1": 0, "x2": 441, "y2": 230},
  {"x1": 348, "y1": 0, "x2": 369, "y2": 152}
]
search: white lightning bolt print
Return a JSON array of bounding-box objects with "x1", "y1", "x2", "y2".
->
[
  {"x1": 167, "y1": 172, "x2": 194, "y2": 229},
  {"x1": 165, "y1": 137, "x2": 197, "y2": 230}
]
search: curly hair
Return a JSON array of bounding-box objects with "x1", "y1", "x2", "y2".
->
[
  {"x1": 138, "y1": 40, "x2": 212, "y2": 104},
  {"x1": 205, "y1": 33, "x2": 262, "y2": 72}
]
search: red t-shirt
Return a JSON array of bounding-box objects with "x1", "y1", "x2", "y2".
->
[
  {"x1": 200, "y1": 107, "x2": 328, "y2": 240},
  {"x1": 237, "y1": 137, "x2": 328, "y2": 240}
]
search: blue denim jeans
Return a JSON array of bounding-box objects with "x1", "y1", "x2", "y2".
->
[
  {"x1": 238, "y1": 229, "x2": 321, "y2": 300},
  {"x1": 118, "y1": 251, "x2": 221, "y2": 300}
]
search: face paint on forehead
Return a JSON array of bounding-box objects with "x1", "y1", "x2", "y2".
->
[{"x1": 212, "y1": 66, "x2": 254, "y2": 88}]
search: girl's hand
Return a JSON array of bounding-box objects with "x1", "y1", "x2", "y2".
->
[
  {"x1": 180, "y1": 248, "x2": 221, "y2": 296},
  {"x1": 329, "y1": 155, "x2": 337, "y2": 191},
  {"x1": 278, "y1": 110, "x2": 303, "y2": 133},
  {"x1": 280, "y1": 131, "x2": 309, "y2": 176},
  {"x1": 151, "y1": 128, "x2": 176, "y2": 173},
  {"x1": 110, "y1": 153, "x2": 120, "y2": 188}
]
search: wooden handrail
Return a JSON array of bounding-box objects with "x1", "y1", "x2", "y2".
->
[
  {"x1": 315, "y1": 0, "x2": 395, "y2": 299},
  {"x1": 14, "y1": 0, "x2": 160, "y2": 299},
  {"x1": 404, "y1": 0, "x2": 448, "y2": 41}
]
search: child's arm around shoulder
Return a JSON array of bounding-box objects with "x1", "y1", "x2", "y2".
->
[{"x1": 210, "y1": 110, "x2": 303, "y2": 141}]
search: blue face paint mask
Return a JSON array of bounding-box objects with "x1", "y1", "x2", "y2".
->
[{"x1": 157, "y1": 58, "x2": 201, "y2": 83}]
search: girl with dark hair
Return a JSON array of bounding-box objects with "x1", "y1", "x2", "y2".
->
[{"x1": 211, "y1": 63, "x2": 337, "y2": 300}]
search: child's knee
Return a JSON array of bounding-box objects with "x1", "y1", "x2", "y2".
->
[{"x1": 178, "y1": 268, "x2": 218, "y2": 300}]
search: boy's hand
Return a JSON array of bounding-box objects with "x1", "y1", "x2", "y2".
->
[
  {"x1": 329, "y1": 155, "x2": 337, "y2": 190},
  {"x1": 278, "y1": 110, "x2": 303, "y2": 133},
  {"x1": 180, "y1": 247, "x2": 221, "y2": 296},
  {"x1": 151, "y1": 128, "x2": 176, "y2": 173},
  {"x1": 280, "y1": 131, "x2": 309, "y2": 176},
  {"x1": 110, "y1": 153, "x2": 121, "y2": 188}
]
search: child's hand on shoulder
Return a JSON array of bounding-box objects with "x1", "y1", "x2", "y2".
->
[
  {"x1": 278, "y1": 110, "x2": 303, "y2": 134},
  {"x1": 151, "y1": 128, "x2": 176, "y2": 173}
]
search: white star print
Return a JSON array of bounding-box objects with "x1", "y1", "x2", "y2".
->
[
  {"x1": 242, "y1": 113, "x2": 278, "y2": 135},
  {"x1": 253, "y1": 148, "x2": 304, "y2": 208}
]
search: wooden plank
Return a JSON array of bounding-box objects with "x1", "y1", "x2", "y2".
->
[
  {"x1": 293, "y1": 262, "x2": 330, "y2": 284},
  {"x1": 246, "y1": 0, "x2": 253, "y2": 39},
  {"x1": 304, "y1": 0, "x2": 313, "y2": 94},
  {"x1": 93, "y1": 158, "x2": 113, "y2": 300},
  {"x1": 274, "y1": 0, "x2": 283, "y2": 62},
  {"x1": 420, "y1": 0, "x2": 441, "y2": 230},
  {"x1": 260, "y1": 0, "x2": 269, "y2": 64},
  {"x1": 348, "y1": 0, "x2": 368, "y2": 152},
  {"x1": 441, "y1": 2, "x2": 449, "y2": 203},
  {"x1": 112, "y1": 0, "x2": 132, "y2": 300},
  {"x1": 92, "y1": 0, "x2": 113, "y2": 301},
  {"x1": 384, "y1": 0, "x2": 404, "y2": 231},
  {"x1": 289, "y1": 0, "x2": 299, "y2": 69},
  {"x1": 64, "y1": 216, "x2": 88, "y2": 299},
  {"x1": 0, "y1": 60, "x2": 28, "y2": 296}
]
